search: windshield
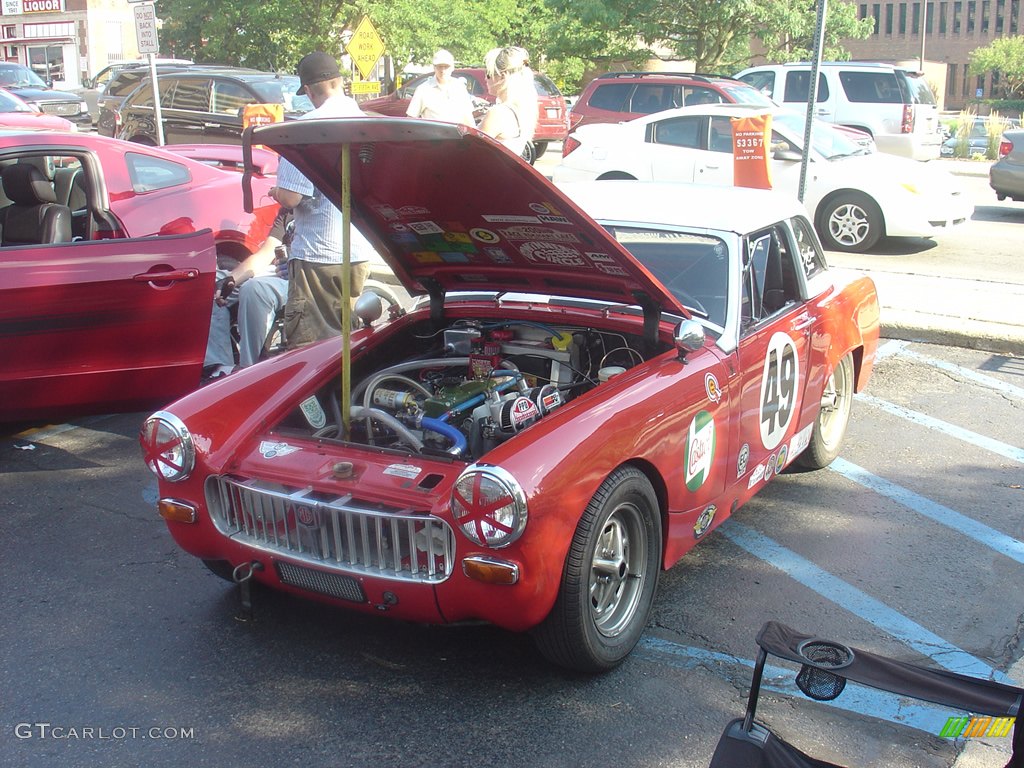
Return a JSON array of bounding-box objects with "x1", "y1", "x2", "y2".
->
[
  {"x1": 0, "y1": 89, "x2": 32, "y2": 112},
  {"x1": 773, "y1": 111, "x2": 865, "y2": 159},
  {"x1": 250, "y1": 76, "x2": 313, "y2": 113},
  {"x1": 721, "y1": 82, "x2": 775, "y2": 108},
  {"x1": 0, "y1": 63, "x2": 47, "y2": 89}
]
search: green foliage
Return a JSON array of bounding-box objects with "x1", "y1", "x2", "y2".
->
[
  {"x1": 970, "y1": 36, "x2": 1024, "y2": 99},
  {"x1": 155, "y1": 0, "x2": 876, "y2": 94}
]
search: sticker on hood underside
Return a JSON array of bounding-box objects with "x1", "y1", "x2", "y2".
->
[{"x1": 299, "y1": 396, "x2": 327, "y2": 429}]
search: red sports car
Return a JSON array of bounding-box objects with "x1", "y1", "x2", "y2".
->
[
  {"x1": 141, "y1": 118, "x2": 880, "y2": 671},
  {"x1": 0, "y1": 130, "x2": 278, "y2": 426},
  {"x1": 0, "y1": 87, "x2": 75, "y2": 131}
]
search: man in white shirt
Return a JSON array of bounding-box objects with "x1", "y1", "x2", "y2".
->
[
  {"x1": 270, "y1": 51, "x2": 373, "y2": 347},
  {"x1": 406, "y1": 49, "x2": 476, "y2": 127}
]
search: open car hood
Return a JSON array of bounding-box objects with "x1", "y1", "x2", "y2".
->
[{"x1": 245, "y1": 118, "x2": 685, "y2": 316}]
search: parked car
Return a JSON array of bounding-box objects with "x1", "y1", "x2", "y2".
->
[
  {"x1": 568, "y1": 71, "x2": 775, "y2": 133},
  {"x1": 0, "y1": 130, "x2": 279, "y2": 426},
  {"x1": 360, "y1": 67, "x2": 569, "y2": 162},
  {"x1": 0, "y1": 62, "x2": 90, "y2": 128},
  {"x1": 735, "y1": 62, "x2": 942, "y2": 161},
  {"x1": 553, "y1": 103, "x2": 970, "y2": 252},
  {"x1": 115, "y1": 69, "x2": 312, "y2": 145},
  {"x1": 77, "y1": 58, "x2": 194, "y2": 124},
  {"x1": 0, "y1": 87, "x2": 75, "y2": 131},
  {"x1": 94, "y1": 63, "x2": 210, "y2": 135},
  {"x1": 140, "y1": 117, "x2": 880, "y2": 672},
  {"x1": 990, "y1": 128, "x2": 1024, "y2": 201},
  {"x1": 941, "y1": 115, "x2": 1022, "y2": 157}
]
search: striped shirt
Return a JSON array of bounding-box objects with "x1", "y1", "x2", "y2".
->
[{"x1": 276, "y1": 92, "x2": 372, "y2": 265}]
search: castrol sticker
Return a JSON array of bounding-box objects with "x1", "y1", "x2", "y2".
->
[
  {"x1": 759, "y1": 332, "x2": 801, "y2": 450},
  {"x1": 685, "y1": 410, "x2": 716, "y2": 492}
]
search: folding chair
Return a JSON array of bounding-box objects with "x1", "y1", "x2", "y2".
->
[{"x1": 710, "y1": 621, "x2": 1023, "y2": 768}]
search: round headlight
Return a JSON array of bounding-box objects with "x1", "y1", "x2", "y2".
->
[
  {"x1": 451, "y1": 465, "x2": 527, "y2": 548},
  {"x1": 140, "y1": 411, "x2": 195, "y2": 482}
]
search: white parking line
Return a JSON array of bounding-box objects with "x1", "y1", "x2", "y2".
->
[{"x1": 874, "y1": 340, "x2": 1024, "y2": 400}]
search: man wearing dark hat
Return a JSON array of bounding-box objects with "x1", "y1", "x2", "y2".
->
[{"x1": 270, "y1": 51, "x2": 374, "y2": 347}]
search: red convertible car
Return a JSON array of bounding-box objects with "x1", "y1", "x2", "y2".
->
[
  {"x1": 141, "y1": 119, "x2": 880, "y2": 671},
  {"x1": 0, "y1": 130, "x2": 278, "y2": 426}
]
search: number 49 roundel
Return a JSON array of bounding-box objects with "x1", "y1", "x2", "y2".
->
[{"x1": 759, "y1": 332, "x2": 800, "y2": 450}]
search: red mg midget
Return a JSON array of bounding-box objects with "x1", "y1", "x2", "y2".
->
[{"x1": 141, "y1": 119, "x2": 880, "y2": 671}]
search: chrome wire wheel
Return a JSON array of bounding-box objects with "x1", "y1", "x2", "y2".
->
[{"x1": 589, "y1": 501, "x2": 649, "y2": 638}]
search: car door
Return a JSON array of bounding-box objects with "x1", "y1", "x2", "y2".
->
[
  {"x1": 646, "y1": 115, "x2": 702, "y2": 182},
  {"x1": 691, "y1": 115, "x2": 736, "y2": 186},
  {"x1": 0, "y1": 230, "x2": 217, "y2": 424},
  {"x1": 733, "y1": 223, "x2": 814, "y2": 492},
  {"x1": 163, "y1": 76, "x2": 211, "y2": 144},
  {"x1": 783, "y1": 69, "x2": 834, "y2": 123}
]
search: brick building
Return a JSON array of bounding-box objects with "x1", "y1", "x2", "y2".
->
[{"x1": 843, "y1": 0, "x2": 1024, "y2": 111}]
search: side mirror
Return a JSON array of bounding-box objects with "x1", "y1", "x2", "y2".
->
[
  {"x1": 774, "y1": 148, "x2": 802, "y2": 162},
  {"x1": 674, "y1": 319, "x2": 705, "y2": 362}
]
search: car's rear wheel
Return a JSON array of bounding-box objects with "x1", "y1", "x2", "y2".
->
[
  {"x1": 796, "y1": 353, "x2": 854, "y2": 469},
  {"x1": 817, "y1": 192, "x2": 883, "y2": 252},
  {"x1": 533, "y1": 466, "x2": 661, "y2": 672},
  {"x1": 533, "y1": 141, "x2": 548, "y2": 160},
  {"x1": 597, "y1": 171, "x2": 637, "y2": 180},
  {"x1": 520, "y1": 141, "x2": 537, "y2": 165}
]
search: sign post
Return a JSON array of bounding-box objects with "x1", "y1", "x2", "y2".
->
[
  {"x1": 132, "y1": 1, "x2": 165, "y2": 145},
  {"x1": 345, "y1": 16, "x2": 385, "y2": 94}
]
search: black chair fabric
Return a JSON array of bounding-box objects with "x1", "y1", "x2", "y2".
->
[{"x1": 0, "y1": 163, "x2": 72, "y2": 246}]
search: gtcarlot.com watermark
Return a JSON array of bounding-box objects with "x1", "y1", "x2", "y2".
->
[{"x1": 14, "y1": 723, "x2": 195, "y2": 741}]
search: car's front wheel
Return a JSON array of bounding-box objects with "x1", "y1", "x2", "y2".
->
[
  {"x1": 597, "y1": 171, "x2": 637, "y2": 180},
  {"x1": 533, "y1": 466, "x2": 661, "y2": 672},
  {"x1": 817, "y1": 192, "x2": 884, "y2": 252},
  {"x1": 796, "y1": 353, "x2": 854, "y2": 469}
]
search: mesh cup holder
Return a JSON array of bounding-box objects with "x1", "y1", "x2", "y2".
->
[{"x1": 795, "y1": 639, "x2": 855, "y2": 701}]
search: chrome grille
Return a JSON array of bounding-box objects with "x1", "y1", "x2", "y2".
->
[
  {"x1": 206, "y1": 477, "x2": 455, "y2": 584},
  {"x1": 40, "y1": 102, "x2": 81, "y2": 117}
]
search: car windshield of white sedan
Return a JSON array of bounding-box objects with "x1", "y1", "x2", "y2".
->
[
  {"x1": 605, "y1": 226, "x2": 728, "y2": 332},
  {"x1": 773, "y1": 112, "x2": 867, "y2": 159}
]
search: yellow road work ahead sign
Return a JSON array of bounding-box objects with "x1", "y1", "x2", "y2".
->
[{"x1": 347, "y1": 16, "x2": 385, "y2": 80}]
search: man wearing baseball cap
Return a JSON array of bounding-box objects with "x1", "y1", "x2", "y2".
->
[
  {"x1": 270, "y1": 51, "x2": 374, "y2": 348},
  {"x1": 406, "y1": 48, "x2": 476, "y2": 127}
]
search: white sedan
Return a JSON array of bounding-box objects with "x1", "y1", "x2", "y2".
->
[{"x1": 553, "y1": 104, "x2": 972, "y2": 252}]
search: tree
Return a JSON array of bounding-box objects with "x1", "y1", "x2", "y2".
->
[
  {"x1": 542, "y1": 0, "x2": 872, "y2": 73},
  {"x1": 970, "y1": 36, "x2": 1024, "y2": 99}
]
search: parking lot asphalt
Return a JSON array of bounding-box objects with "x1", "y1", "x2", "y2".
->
[{"x1": 838, "y1": 158, "x2": 1024, "y2": 357}]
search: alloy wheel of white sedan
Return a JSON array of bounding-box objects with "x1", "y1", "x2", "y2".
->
[{"x1": 820, "y1": 192, "x2": 884, "y2": 252}]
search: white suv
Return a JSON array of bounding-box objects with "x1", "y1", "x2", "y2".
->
[{"x1": 735, "y1": 62, "x2": 942, "y2": 161}]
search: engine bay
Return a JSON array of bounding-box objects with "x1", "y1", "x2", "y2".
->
[{"x1": 276, "y1": 316, "x2": 669, "y2": 462}]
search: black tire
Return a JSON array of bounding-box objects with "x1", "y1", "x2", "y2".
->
[
  {"x1": 817, "y1": 192, "x2": 884, "y2": 252},
  {"x1": 521, "y1": 141, "x2": 537, "y2": 165},
  {"x1": 202, "y1": 559, "x2": 237, "y2": 582},
  {"x1": 796, "y1": 354, "x2": 855, "y2": 469},
  {"x1": 532, "y1": 466, "x2": 662, "y2": 672},
  {"x1": 533, "y1": 141, "x2": 548, "y2": 160},
  {"x1": 596, "y1": 171, "x2": 637, "y2": 180}
]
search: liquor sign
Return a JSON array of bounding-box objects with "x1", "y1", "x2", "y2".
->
[
  {"x1": 2, "y1": 0, "x2": 66, "y2": 13},
  {"x1": 134, "y1": 2, "x2": 158, "y2": 55}
]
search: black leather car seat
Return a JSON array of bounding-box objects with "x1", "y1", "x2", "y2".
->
[{"x1": 0, "y1": 163, "x2": 72, "y2": 246}]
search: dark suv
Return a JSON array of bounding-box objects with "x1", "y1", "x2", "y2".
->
[
  {"x1": 361, "y1": 68, "x2": 569, "y2": 162},
  {"x1": 0, "y1": 62, "x2": 91, "y2": 128},
  {"x1": 568, "y1": 71, "x2": 774, "y2": 132},
  {"x1": 115, "y1": 69, "x2": 312, "y2": 145},
  {"x1": 96, "y1": 64, "x2": 201, "y2": 137}
]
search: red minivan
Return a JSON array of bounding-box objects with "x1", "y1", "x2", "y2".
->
[{"x1": 360, "y1": 67, "x2": 569, "y2": 163}]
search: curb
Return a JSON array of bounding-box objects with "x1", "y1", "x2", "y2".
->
[{"x1": 880, "y1": 313, "x2": 1024, "y2": 357}]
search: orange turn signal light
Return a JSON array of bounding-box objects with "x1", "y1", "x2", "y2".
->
[
  {"x1": 158, "y1": 499, "x2": 197, "y2": 524},
  {"x1": 462, "y1": 555, "x2": 519, "y2": 585}
]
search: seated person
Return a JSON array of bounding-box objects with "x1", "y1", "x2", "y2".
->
[{"x1": 203, "y1": 209, "x2": 292, "y2": 377}]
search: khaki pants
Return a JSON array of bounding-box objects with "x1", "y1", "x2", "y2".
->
[{"x1": 284, "y1": 259, "x2": 371, "y2": 348}]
